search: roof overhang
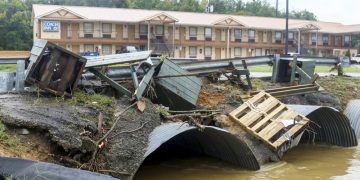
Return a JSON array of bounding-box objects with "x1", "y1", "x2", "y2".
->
[
  {"x1": 140, "y1": 12, "x2": 178, "y2": 24},
  {"x1": 212, "y1": 16, "x2": 248, "y2": 27},
  {"x1": 36, "y1": 7, "x2": 87, "y2": 20},
  {"x1": 290, "y1": 22, "x2": 320, "y2": 31}
]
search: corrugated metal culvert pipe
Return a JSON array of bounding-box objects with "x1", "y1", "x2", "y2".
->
[
  {"x1": 289, "y1": 105, "x2": 358, "y2": 147},
  {"x1": 143, "y1": 123, "x2": 260, "y2": 170},
  {"x1": 345, "y1": 100, "x2": 360, "y2": 138}
]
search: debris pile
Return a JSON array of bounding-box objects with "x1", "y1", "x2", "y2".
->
[{"x1": 0, "y1": 40, "x2": 359, "y2": 180}]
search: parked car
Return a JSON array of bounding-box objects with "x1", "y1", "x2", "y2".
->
[
  {"x1": 116, "y1": 46, "x2": 138, "y2": 54},
  {"x1": 340, "y1": 56, "x2": 351, "y2": 67},
  {"x1": 351, "y1": 54, "x2": 360, "y2": 64}
]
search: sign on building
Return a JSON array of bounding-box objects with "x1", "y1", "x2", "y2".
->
[{"x1": 43, "y1": 21, "x2": 60, "y2": 32}]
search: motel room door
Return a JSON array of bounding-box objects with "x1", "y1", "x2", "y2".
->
[{"x1": 215, "y1": 48, "x2": 221, "y2": 59}]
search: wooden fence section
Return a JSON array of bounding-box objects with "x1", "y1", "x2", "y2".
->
[{"x1": 229, "y1": 91, "x2": 310, "y2": 150}]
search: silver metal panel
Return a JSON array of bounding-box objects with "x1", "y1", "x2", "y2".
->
[
  {"x1": 146, "y1": 122, "x2": 260, "y2": 170},
  {"x1": 0, "y1": 72, "x2": 15, "y2": 92},
  {"x1": 288, "y1": 104, "x2": 357, "y2": 147},
  {"x1": 345, "y1": 100, "x2": 360, "y2": 138},
  {"x1": 85, "y1": 50, "x2": 152, "y2": 68},
  {"x1": 15, "y1": 60, "x2": 25, "y2": 92}
]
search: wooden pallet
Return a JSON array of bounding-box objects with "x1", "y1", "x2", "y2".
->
[{"x1": 229, "y1": 91, "x2": 310, "y2": 150}]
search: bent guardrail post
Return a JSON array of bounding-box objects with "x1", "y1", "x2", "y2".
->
[{"x1": 15, "y1": 60, "x2": 25, "y2": 92}]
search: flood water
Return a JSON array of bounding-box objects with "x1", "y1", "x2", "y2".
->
[{"x1": 135, "y1": 144, "x2": 360, "y2": 180}]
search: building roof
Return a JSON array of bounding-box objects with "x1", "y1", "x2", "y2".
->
[{"x1": 32, "y1": 4, "x2": 360, "y2": 34}]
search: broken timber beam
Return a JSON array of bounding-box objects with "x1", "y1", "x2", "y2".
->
[{"x1": 88, "y1": 68, "x2": 132, "y2": 97}]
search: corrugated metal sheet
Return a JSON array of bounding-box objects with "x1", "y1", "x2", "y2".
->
[
  {"x1": 85, "y1": 50, "x2": 152, "y2": 68},
  {"x1": 345, "y1": 100, "x2": 360, "y2": 138},
  {"x1": 155, "y1": 60, "x2": 202, "y2": 110},
  {"x1": 145, "y1": 122, "x2": 260, "y2": 170},
  {"x1": 288, "y1": 105, "x2": 358, "y2": 147},
  {"x1": 0, "y1": 72, "x2": 15, "y2": 92}
]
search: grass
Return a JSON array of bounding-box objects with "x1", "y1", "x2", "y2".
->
[
  {"x1": 0, "y1": 64, "x2": 16, "y2": 72},
  {"x1": 0, "y1": 122, "x2": 19, "y2": 147},
  {"x1": 251, "y1": 78, "x2": 273, "y2": 90},
  {"x1": 317, "y1": 76, "x2": 360, "y2": 107},
  {"x1": 248, "y1": 65, "x2": 359, "y2": 73},
  {"x1": 248, "y1": 66, "x2": 273, "y2": 72},
  {"x1": 65, "y1": 90, "x2": 114, "y2": 109}
]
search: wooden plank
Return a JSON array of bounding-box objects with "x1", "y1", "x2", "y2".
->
[
  {"x1": 272, "y1": 117, "x2": 309, "y2": 148},
  {"x1": 56, "y1": 56, "x2": 77, "y2": 92},
  {"x1": 251, "y1": 104, "x2": 287, "y2": 132},
  {"x1": 229, "y1": 91, "x2": 266, "y2": 117},
  {"x1": 39, "y1": 50, "x2": 61, "y2": 87},
  {"x1": 260, "y1": 111, "x2": 299, "y2": 140},
  {"x1": 239, "y1": 97, "x2": 279, "y2": 126}
]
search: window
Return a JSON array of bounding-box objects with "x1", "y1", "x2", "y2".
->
[
  {"x1": 234, "y1": 29, "x2": 242, "y2": 40},
  {"x1": 189, "y1": 27, "x2": 197, "y2": 37},
  {"x1": 139, "y1": 24, "x2": 148, "y2": 35},
  {"x1": 205, "y1": 27, "x2": 212, "y2": 38},
  {"x1": 189, "y1": 46, "x2": 197, "y2": 58},
  {"x1": 102, "y1": 23, "x2": 112, "y2": 33},
  {"x1": 84, "y1": 22, "x2": 94, "y2": 33},
  {"x1": 204, "y1": 47, "x2": 212, "y2": 57},
  {"x1": 248, "y1": 30, "x2": 255, "y2": 42},
  {"x1": 335, "y1": 36, "x2": 341, "y2": 46},
  {"x1": 323, "y1": 34, "x2": 329, "y2": 45},
  {"x1": 275, "y1": 32, "x2": 282, "y2": 40},
  {"x1": 344, "y1": 35, "x2": 351, "y2": 47},
  {"x1": 84, "y1": 44, "x2": 94, "y2": 52},
  {"x1": 311, "y1": 33, "x2": 317, "y2": 45},
  {"x1": 67, "y1": 23, "x2": 72, "y2": 38},
  {"x1": 234, "y1": 47, "x2": 241, "y2": 57},
  {"x1": 155, "y1": 25, "x2": 164, "y2": 35},
  {"x1": 102, "y1": 44, "x2": 112, "y2": 55},
  {"x1": 288, "y1": 32, "x2": 294, "y2": 40}
]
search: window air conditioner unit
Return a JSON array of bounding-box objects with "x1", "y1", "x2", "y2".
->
[
  {"x1": 248, "y1": 39, "x2": 255, "y2": 43},
  {"x1": 103, "y1": 34, "x2": 111, "y2": 38},
  {"x1": 84, "y1": 34, "x2": 93, "y2": 38},
  {"x1": 235, "y1": 39, "x2": 242, "y2": 42}
]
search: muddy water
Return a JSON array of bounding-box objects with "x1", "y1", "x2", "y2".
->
[{"x1": 135, "y1": 144, "x2": 360, "y2": 180}]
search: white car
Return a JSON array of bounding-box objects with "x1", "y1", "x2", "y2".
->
[{"x1": 351, "y1": 54, "x2": 360, "y2": 64}]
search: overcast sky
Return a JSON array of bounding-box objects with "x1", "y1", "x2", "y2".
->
[{"x1": 242, "y1": 0, "x2": 359, "y2": 25}]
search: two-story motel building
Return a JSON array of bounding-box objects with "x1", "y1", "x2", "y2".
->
[{"x1": 32, "y1": 4, "x2": 360, "y2": 59}]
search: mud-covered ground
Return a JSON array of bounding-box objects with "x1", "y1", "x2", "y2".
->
[{"x1": 0, "y1": 92, "x2": 162, "y2": 180}]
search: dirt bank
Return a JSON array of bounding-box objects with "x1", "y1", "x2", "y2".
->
[{"x1": 0, "y1": 92, "x2": 162, "y2": 180}]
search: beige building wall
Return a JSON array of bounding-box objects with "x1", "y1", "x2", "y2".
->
[
  {"x1": 123, "y1": 24, "x2": 128, "y2": 39},
  {"x1": 175, "y1": 26, "x2": 180, "y2": 40},
  {"x1": 198, "y1": 27, "x2": 204, "y2": 40},
  {"x1": 33, "y1": 19, "x2": 39, "y2": 40}
]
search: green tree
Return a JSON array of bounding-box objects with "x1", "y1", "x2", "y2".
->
[{"x1": 0, "y1": 0, "x2": 32, "y2": 50}]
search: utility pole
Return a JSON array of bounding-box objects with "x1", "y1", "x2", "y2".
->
[
  {"x1": 276, "y1": 0, "x2": 278, "y2": 17},
  {"x1": 285, "y1": 0, "x2": 289, "y2": 55}
]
